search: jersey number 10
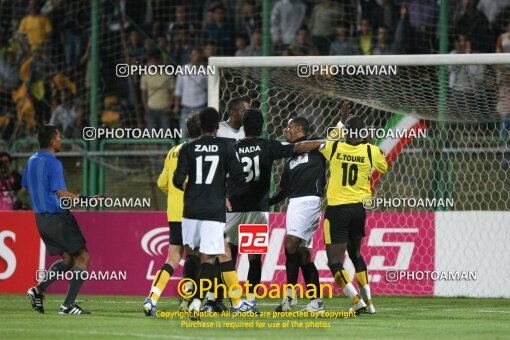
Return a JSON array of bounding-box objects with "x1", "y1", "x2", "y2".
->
[{"x1": 341, "y1": 162, "x2": 358, "y2": 186}]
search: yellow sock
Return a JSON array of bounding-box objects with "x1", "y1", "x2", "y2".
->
[
  {"x1": 221, "y1": 271, "x2": 242, "y2": 307},
  {"x1": 149, "y1": 267, "x2": 172, "y2": 303},
  {"x1": 334, "y1": 269, "x2": 351, "y2": 289},
  {"x1": 355, "y1": 271, "x2": 369, "y2": 287},
  {"x1": 335, "y1": 270, "x2": 361, "y2": 304}
]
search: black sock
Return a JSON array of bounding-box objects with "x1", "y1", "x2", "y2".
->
[
  {"x1": 301, "y1": 262, "x2": 320, "y2": 299},
  {"x1": 229, "y1": 244, "x2": 238, "y2": 265},
  {"x1": 213, "y1": 258, "x2": 225, "y2": 301},
  {"x1": 285, "y1": 251, "x2": 300, "y2": 285},
  {"x1": 63, "y1": 267, "x2": 86, "y2": 307},
  {"x1": 183, "y1": 254, "x2": 200, "y2": 281},
  {"x1": 194, "y1": 263, "x2": 215, "y2": 301},
  {"x1": 247, "y1": 258, "x2": 262, "y2": 294},
  {"x1": 37, "y1": 260, "x2": 67, "y2": 293}
]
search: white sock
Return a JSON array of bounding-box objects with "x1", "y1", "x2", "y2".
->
[
  {"x1": 189, "y1": 299, "x2": 201, "y2": 311},
  {"x1": 343, "y1": 282, "x2": 359, "y2": 299},
  {"x1": 361, "y1": 284, "x2": 372, "y2": 302},
  {"x1": 206, "y1": 291, "x2": 216, "y2": 302}
]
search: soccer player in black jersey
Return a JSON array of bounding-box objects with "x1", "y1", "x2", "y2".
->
[
  {"x1": 269, "y1": 117, "x2": 327, "y2": 313},
  {"x1": 173, "y1": 107, "x2": 255, "y2": 319},
  {"x1": 222, "y1": 110, "x2": 324, "y2": 310}
]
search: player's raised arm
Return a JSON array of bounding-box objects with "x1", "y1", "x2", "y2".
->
[
  {"x1": 370, "y1": 144, "x2": 388, "y2": 174},
  {"x1": 173, "y1": 144, "x2": 189, "y2": 191}
]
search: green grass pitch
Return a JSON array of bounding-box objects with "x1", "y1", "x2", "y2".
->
[{"x1": 1, "y1": 294, "x2": 509, "y2": 339}]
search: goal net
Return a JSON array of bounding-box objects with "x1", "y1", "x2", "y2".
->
[{"x1": 210, "y1": 54, "x2": 510, "y2": 297}]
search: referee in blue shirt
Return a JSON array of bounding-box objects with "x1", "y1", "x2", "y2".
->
[{"x1": 23, "y1": 125, "x2": 91, "y2": 315}]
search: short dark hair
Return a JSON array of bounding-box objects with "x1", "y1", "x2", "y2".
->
[
  {"x1": 243, "y1": 109, "x2": 264, "y2": 137},
  {"x1": 291, "y1": 117, "x2": 309, "y2": 135},
  {"x1": 38, "y1": 125, "x2": 59, "y2": 148},
  {"x1": 345, "y1": 115, "x2": 365, "y2": 145},
  {"x1": 186, "y1": 112, "x2": 201, "y2": 138},
  {"x1": 199, "y1": 107, "x2": 221, "y2": 133},
  {"x1": 0, "y1": 151, "x2": 11, "y2": 163},
  {"x1": 227, "y1": 97, "x2": 249, "y2": 115}
]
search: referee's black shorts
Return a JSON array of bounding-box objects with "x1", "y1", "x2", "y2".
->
[
  {"x1": 169, "y1": 221, "x2": 183, "y2": 245},
  {"x1": 324, "y1": 203, "x2": 366, "y2": 244},
  {"x1": 35, "y1": 210, "x2": 86, "y2": 256}
]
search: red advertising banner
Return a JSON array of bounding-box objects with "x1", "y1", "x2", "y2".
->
[
  {"x1": 0, "y1": 212, "x2": 41, "y2": 293},
  {"x1": 1, "y1": 211, "x2": 434, "y2": 296}
]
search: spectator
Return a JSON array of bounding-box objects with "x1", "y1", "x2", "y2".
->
[
  {"x1": 358, "y1": 18, "x2": 373, "y2": 55},
  {"x1": 203, "y1": 4, "x2": 235, "y2": 55},
  {"x1": 0, "y1": 152, "x2": 23, "y2": 210},
  {"x1": 287, "y1": 26, "x2": 319, "y2": 56},
  {"x1": 128, "y1": 30, "x2": 145, "y2": 62},
  {"x1": 141, "y1": 54, "x2": 175, "y2": 130},
  {"x1": 17, "y1": 0, "x2": 53, "y2": 50},
  {"x1": 23, "y1": 47, "x2": 56, "y2": 126},
  {"x1": 170, "y1": 30, "x2": 193, "y2": 65},
  {"x1": 329, "y1": 22, "x2": 359, "y2": 55},
  {"x1": 0, "y1": 51, "x2": 20, "y2": 103},
  {"x1": 167, "y1": 5, "x2": 197, "y2": 45},
  {"x1": 156, "y1": 36, "x2": 171, "y2": 65},
  {"x1": 270, "y1": 0, "x2": 306, "y2": 48},
  {"x1": 373, "y1": 10, "x2": 409, "y2": 55},
  {"x1": 235, "y1": 35, "x2": 248, "y2": 56},
  {"x1": 173, "y1": 48, "x2": 208, "y2": 138},
  {"x1": 378, "y1": 0, "x2": 399, "y2": 33},
  {"x1": 49, "y1": 90, "x2": 76, "y2": 138},
  {"x1": 240, "y1": 1, "x2": 261, "y2": 40},
  {"x1": 406, "y1": 0, "x2": 439, "y2": 54},
  {"x1": 204, "y1": 40, "x2": 218, "y2": 61},
  {"x1": 69, "y1": 103, "x2": 87, "y2": 139},
  {"x1": 496, "y1": 21, "x2": 510, "y2": 53},
  {"x1": 448, "y1": 34, "x2": 485, "y2": 119},
  {"x1": 455, "y1": 0, "x2": 493, "y2": 53},
  {"x1": 245, "y1": 29, "x2": 263, "y2": 56},
  {"x1": 309, "y1": 0, "x2": 343, "y2": 55},
  {"x1": 477, "y1": 0, "x2": 510, "y2": 27}
]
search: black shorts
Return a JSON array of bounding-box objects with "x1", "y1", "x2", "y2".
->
[
  {"x1": 35, "y1": 211, "x2": 86, "y2": 256},
  {"x1": 324, "y1": 203, "x2": 366, "y2": 244},
  {"x1": 169, "y1": 221, "x2": 183, "y2": 245}
]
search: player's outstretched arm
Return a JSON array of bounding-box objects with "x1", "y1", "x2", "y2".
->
[
  {"x1": 173, "y1": 144, "x2": 189, "y2": 191},
  {"x1": 293, "y1": 139, "x2": 326, "y2": 154}
]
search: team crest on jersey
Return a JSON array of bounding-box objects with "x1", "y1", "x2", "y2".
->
[{"x1": 289, "y1": 153, "x2": 309, "y2": 169}]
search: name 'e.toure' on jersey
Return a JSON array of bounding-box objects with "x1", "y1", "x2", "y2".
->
[
  {"x1": 319, "y1": 140, "x2": 388, "y2": 205},
  {"x1": 230, "y1": 138, "x2": 294, "y2": 212},
  {"x1": 173, "y1": 136, "x2": 247, "y2": 223}
]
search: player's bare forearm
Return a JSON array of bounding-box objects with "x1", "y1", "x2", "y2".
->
[
  {"x1": 293, "y1": 140, "x2": 325, "y2": 154},
  {"x1": 56, "y1": 189, "x2": 80, "y2": 200}
]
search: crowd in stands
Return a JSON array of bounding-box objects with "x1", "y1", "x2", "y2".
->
[{"x1": 0, "y1": 0, "x2": 509, "y2": 143}]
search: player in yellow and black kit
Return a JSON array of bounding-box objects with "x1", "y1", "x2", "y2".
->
[
  {"x1": 318, "y1": 115, "x2": 388, "y2": 314},
  {"x1": 143, "y1": 113, "x2": 201, "y2": 316}
]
